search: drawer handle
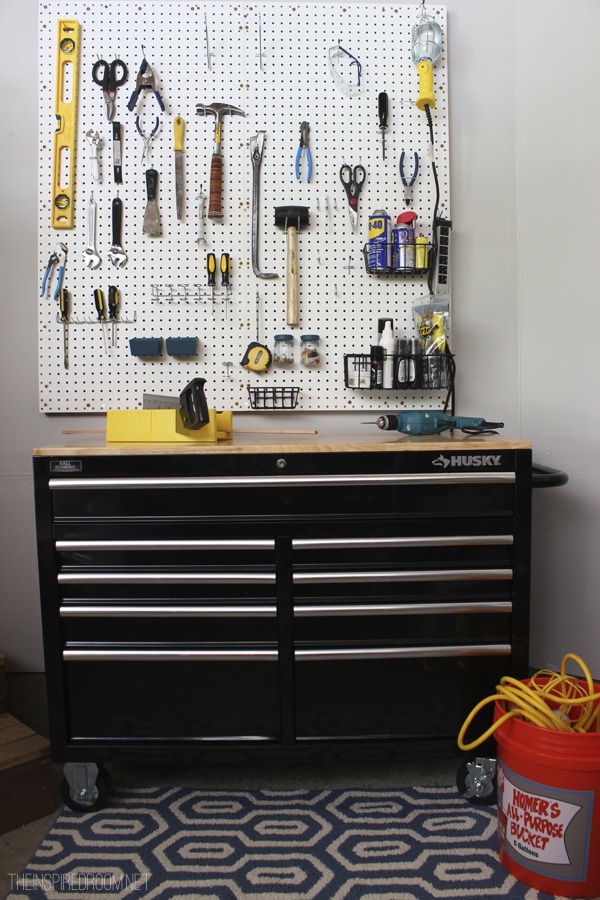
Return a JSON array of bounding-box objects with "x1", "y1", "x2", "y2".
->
[
  {"x1": 293, "y1": 568, "x2": 512, "y2": 585},
  {"x1": 56, "y1": 539, "x2": 275, "y2": 552},
  {"x1": 57, "y1": 572, "x2": 276, "y2": 585},
  {"x1": 60, "y1": 604, "x2": 277, "y2": 617},
  {"x1": 293, "y1": 535, "x2": 514, "y2": 550},
  {"x1": 295, "y1": 643, "x2": 511, "y2": 661},
  {"x1": 63, "y1": 649, "x2": 278, "y2": 662},
  {"x1": 294, "y1": 601, "x2": 513, "y2": 617},
  {"x1": 49, "y1": 472, "x2": 516, "y2": 490}
]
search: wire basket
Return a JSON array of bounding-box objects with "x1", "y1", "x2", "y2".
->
[{"x1": 247, "y1": 386, "x2": 300, "y2": 410}]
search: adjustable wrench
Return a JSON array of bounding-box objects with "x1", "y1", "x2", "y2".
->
[
  {"x1": 250, "y1": 132, "x2": 278, "y2": 279},
  {"x1": 86, "y1": 129, "x2": 101, "y2": 182},
  {"x1": 108, "y1": 195, "x2": 127, "y2": 268},
  {"x1": 84, "y1": 193, "x2": 101, "y2": 269}
]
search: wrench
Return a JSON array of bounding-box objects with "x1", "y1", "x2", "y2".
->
[
  {"x1": 108, "y1": 195, "x2": 127, "y2": 268},
  {"x1": 250, "y1": 132, "x2": 278, "y2": 279},
  {"x1": 86, "y1": 129, "x2": 102, "y2": 182},
  {"x1": 84, "y1": 193, "x2": 101, "y2": 269}
]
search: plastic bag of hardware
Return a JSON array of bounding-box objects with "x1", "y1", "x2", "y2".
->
[{"x1": 412, "y1": 298, "x2": 449, "y2": 354}]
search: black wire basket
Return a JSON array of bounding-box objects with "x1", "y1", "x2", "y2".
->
[{"x1": 247, "y1": 386, "x2": 300, "y2": 410}]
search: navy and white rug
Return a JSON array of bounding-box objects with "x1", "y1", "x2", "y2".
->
[{"x1": 6, "y1": 786, "x2": 567, "y2": 898}]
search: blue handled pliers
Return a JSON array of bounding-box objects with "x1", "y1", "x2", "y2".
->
[
  {"x1": 40, "y1": 243, "x2": 68, "y2": 301},
  {"x1": 399, "y1": 150, "x2": 419, "y2": 206},
  {"x1": 295, "y1": 121, "x2": 313, "y2": 182}
]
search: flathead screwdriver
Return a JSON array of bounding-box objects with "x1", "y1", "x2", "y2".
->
[
  {"x1": 378, "y1": 92, "x2": 389, "y2": 160},
  {"x1": 207, "y1": 252, "x2": 216, "y2": 315},
  {"x1": 108, "y1": 285, "x2": 119, "y2": 349},
  {"x1": 58, "y1": 288, "x2": 69, "y2": 369},
  {"x1": 220, "y1": 252, "x2": 231, "y2": 318},
  {"x1": 94, "y1": 288, "x2": 109, "y2": 355}
]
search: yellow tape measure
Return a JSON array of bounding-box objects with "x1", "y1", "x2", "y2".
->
[{"x1": 52, "y1": 19, "x2": 81, "y2": 229}]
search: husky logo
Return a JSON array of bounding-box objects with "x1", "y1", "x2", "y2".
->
[{"x1": 432, "y1": 454, "x2": 502, "y2": 469}]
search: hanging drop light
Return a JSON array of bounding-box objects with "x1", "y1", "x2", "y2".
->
[{"x1": 411, "y1": 4, "x2": 443, "y2": 111}]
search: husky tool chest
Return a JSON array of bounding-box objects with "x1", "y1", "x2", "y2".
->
[{"x1": 33, "y1": 433, "x2": 532, "y2": 809}]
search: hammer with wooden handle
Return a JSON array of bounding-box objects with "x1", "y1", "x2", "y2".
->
[{"x1": 196, "y1": 102, "x2": 245, "y2": 219}]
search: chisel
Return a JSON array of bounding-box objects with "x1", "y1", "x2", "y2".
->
[
  {"x1": 173, "y1": 116, "x2": 185, "y2": 220},
  {"x1": 378, "y1": 92, "x2": 389, "y2": 159},
  {"x1": 58, "y1": 288, "x2": 69, "y2": 369}
]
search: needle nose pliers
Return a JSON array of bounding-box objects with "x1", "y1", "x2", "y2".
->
[
  {"x1": 399, "y1": 150, "x2": 419, "y2": 206},
  {"x1": 295, "y1": 121, "x2": 313, "y2": 182}
]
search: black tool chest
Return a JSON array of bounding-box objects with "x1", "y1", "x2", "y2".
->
[{"x1": 33, "y1": 435, "x2": 532, "y2": 779}]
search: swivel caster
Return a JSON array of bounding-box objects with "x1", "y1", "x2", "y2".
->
[
  {"x1": 456, "y1": 757, "x2": 497, "y2": 805},
  {"x1": 61, "y1": 762, "x2": 112, "y2": 812}
]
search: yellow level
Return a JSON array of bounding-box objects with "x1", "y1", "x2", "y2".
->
[{"x1": 52, "y1": 19, "x2": 81, "y2": 229}]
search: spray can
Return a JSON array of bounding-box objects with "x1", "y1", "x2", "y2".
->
[
  {"x1": 367, "y1": 210, "x2": 391, "y2": 272},
  {"x1": 392, "y1": 210, "x2": 418, "y2": 271},
  {"x1": 380, "y1": 320, "x2": 397, "y2": 389}
]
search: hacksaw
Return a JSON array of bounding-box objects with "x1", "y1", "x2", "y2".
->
[{"x1": 52, "y1": 19, "x2": 81, "y2": 229}]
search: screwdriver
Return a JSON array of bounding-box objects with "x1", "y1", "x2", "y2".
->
[
  {"x1": 108, "y1": 285, "x2": 119, "y2": 349},
  {"x1": 220, "y1": 252, "x2": 231, "y2": 318},
  {"x1": 206, "y1": 252, "x2": 216, "y2": 315},
  {"x1": 378, "y1": 92, "x2": 389, "y2": 160},
  {"x1": 58, "y1": 288, "x2": 69, "y2": 369},
  {"x1": 94, "y1": 288, "x2": 109, "y2": 355}
]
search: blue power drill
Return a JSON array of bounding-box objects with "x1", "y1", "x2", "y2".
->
[{"x1": 372, "y1": 410, "x2": 504, "y2": 435}]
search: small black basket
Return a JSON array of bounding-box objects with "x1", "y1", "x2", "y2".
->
[
  {"x1": 362, "y1": 242, "x2": 432, "y2": 276},
  {"x1": 344, "y1": 351, "x2": 454, "y2": 392},
  {"x1": 247, "y1": 386, "x2": 300, "y2": 409}
]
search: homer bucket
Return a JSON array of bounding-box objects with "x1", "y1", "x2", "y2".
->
[{"x1": 458, "y1": 654, "x2": 600, "y2": 898}]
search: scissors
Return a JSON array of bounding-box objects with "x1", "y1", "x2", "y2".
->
[
  {"x1": 92, "y1": 59, "x2": 128, "y2": 120},
  {"x1": 339, "y1": 163, "x2": 366, "y2": 231}
]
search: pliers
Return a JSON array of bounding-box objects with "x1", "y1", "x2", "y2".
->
[
  {"x1": 127, "y1": 54, "x2": 165, "y2": 113},
  {"x1": 295, "y1": 121, "x2": 313, "y2": 182},
  {"x1": 399, "y1": 150, "x2": 419, "y2": 206},
  {"x1": 40, "y1": 243, "x2": 68, "y2": 300}
]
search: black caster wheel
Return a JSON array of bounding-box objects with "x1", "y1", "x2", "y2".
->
[
  {"x1": 61, "y1": 764, "x2": 112, "y2": 812},
  {"x1": 456, "y1": 757, "x2": 497, "y2": 805}
]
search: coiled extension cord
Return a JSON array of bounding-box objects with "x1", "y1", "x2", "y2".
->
[{"x1": 458, "y1": 653, "x2": 600, "y2": 752}]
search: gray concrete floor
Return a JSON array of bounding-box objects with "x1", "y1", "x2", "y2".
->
[{"x1": 0, "y1": 675, "x2": 463, "y2": 899}]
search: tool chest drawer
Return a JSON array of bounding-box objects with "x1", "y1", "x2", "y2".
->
[{"x1": 33, "y1": 438, "x2": 532, "y2": 764}]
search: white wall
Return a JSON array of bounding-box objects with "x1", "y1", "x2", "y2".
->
[{"x1": 1, "y1": 0, "x2": 598, "y2": 678}]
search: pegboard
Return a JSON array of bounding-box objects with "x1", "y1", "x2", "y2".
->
[{"x1": 38, "y1": 1, "x2": 449, "y2": 413}]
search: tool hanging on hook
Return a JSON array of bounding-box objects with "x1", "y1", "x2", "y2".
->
[
  {"x1": 378, "y1": 93, "x2": 389, "y2": 160},
  {"x1": 196, "y1": 102, "x2": 245, "y2": 219},
  {"x1": 250, "y1": 132, "x2": 278, "y2": 279},
  {"x1": 127, "y1": 49, "x2": 165, "y2": 113},
  {"x1": 295, "y1": 122, "x2": 313, "y2": 182}
]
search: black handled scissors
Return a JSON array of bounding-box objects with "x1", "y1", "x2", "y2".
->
[
  {"x1": 339, "y1": 163, "x2": 366, "y2": 231},
  {"x1": 92, "y1": 59, "x2": 128, "y2": 121}
]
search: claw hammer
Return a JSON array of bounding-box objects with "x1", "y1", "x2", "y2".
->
[{"x1": 196, "y1": 102, "x2": 245, "y2": 218}]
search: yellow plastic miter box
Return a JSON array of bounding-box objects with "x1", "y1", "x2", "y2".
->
[{"x1": 106, "y1": 408, "x2": 233, "y2": 442}]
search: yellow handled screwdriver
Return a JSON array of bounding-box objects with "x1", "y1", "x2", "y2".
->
[
  {"x1": 206, "y1": 252, "x2": 216, "y2": 315},
  {"x1": 220, "y1": 252, "x2": 231, "y2": 318},
  {"x1": 94, "y1": 288, "x2": 109, "y2": 355}
]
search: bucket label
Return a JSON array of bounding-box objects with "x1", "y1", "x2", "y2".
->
[{"x1": 498, "y1": 761, "x2": 593, "y2": 881}]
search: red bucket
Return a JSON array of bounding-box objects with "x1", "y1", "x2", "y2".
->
[{"x1": 494, "y1": 680, "x2": 600, "y2": 898}]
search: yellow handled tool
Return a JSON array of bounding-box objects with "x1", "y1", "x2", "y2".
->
[
  {"x1": 173, "y1": 116, "x2": 185, "y2": 219},
  {"x1": 52, "y1": 20, "x2": 81, "y2": 229}
]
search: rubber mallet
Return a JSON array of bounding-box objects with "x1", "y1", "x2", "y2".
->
[{"x1": 274, "y1": 205, "x2": 309, "y2": 325}]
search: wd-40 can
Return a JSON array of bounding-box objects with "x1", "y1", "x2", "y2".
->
[
  {"x1": 392, "y1": 211, "x2": 418, "y2": 271},
  {"x1": 367, "y1": 210, "x2": 391, "y2": 272}
]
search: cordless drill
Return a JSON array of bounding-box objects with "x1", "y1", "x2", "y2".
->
[{"x1": 372, "y1": 410, "x2": 504, "y2": 436}]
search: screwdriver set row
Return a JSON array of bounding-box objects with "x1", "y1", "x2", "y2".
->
[{"x1": 38, "y1": 1, "x2": 449, "y2": 413}]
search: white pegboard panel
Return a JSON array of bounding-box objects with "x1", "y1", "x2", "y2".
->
[{"x1": 38, "y1": 1, "x2": 449, "y2": 413}]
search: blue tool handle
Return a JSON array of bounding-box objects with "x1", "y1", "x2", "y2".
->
[{"x1": 53, "y1": 266, "x2": 65, "y2": 302}]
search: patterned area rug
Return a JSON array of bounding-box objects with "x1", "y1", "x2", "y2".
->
[{"x1": 6, "y1": 786, "x2": 565, "y2": 899}]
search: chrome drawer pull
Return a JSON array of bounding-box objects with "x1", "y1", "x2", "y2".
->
[
  {"x1": 56, "y1": 539, "x2": 275, "y2": 552},
  {"x1": 63, "y1": 649, "x2": 278, "y2": 662},
  {"x1": 57, "y1": 572, "x2": 276, "y2": 585},
  {"x1": 49, "y1": 472, "x2": 515, "y2": 490},
  {"x1": 295, "y1": 643, "x2": 511, "y2": 662},
  {"x1": 294, "y1": 601, "x2": 513, "y2": 617},
  {"x1": 293, "y1": 568, "x2": 512, "y2": 584},
  {"x1": 293, "y1": 535, "x2": 514, "y2": 550},
  {"x1": 60, "y1": 604, "x2": 277, "y2": 617}
]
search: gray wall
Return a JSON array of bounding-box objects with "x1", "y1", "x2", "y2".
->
[{"x1": 1, "y1": 0, "x2": 599, "y2": 678}]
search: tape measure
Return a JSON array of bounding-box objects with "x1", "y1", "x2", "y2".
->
[{"x1": 52, "y1": 19, "x2": 81, "y2": 229}]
